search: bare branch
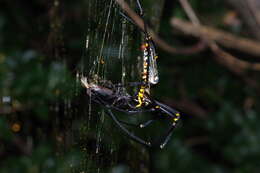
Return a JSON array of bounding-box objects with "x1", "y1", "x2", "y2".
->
[
  {"x1": 171, "y1": 18, "x2": 260, "y2": 57},
  {"x1": 179, "y1": 0, "x2": 200, "y2": 26},
  {"x1": 177, "y1": 0, "x2": 260, "y2": 75},
  {"x1": 209, "y1": 43, "x2": 260, "y2": 74},
  {"x1": 115, "y1": 0, "x2": 206, "y2": 55}
]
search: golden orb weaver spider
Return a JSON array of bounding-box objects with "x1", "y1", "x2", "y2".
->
[
  {"x1": 81, "y1": 0, "x2": 181, "y2": 149},
  {"x1": 81, "y1": 77, "x2": 180, "y2": 148}
]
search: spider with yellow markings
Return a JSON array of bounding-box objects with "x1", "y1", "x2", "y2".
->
[
  {"x1": 81, "y1": 0, "x2": 181, "y2": 149},
  {"x1": 81, "y1": 76, "x2": 180, "y2": 148}
]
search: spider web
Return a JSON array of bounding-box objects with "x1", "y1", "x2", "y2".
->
[
  {"x1": 81, "y1": 0, "x2": 140, "y2": 83},
  {"x1": 75, "y1": 0, "x2": 145, "y2": 172},
  {"x1": 75, "y1": 1, "x2": 178, "y2": 172}
]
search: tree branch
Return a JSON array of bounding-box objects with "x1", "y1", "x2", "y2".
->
[
  {"x1": 115, "y1": 0, "x2": 206, "y2": 55},
  {"x1": 176, "y1": 0, "x2": 260, "y2": 76},
  {"x1": 171, "y1": 18, "x2": 260, "y2": 57}
]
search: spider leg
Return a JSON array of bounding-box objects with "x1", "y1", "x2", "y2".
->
[
  {"x1": 139, "y1": 119, "x2": 155, "y2": 128},
  {"x1": 119, "y1": 0, "x2": 148, "y2": 34},
  {"x1": 107, "y1": 104, "x2": 177, "y2": 149},
  {"x1": 105, "y1": 109, "x2": 151, "y2": 147},
  {"x1": 114, "y1": 81, "x2": 145, "y2": 88},
  {"x1": 88, "y1": 87, "x2": 181, "y2": 148},
  {"x1": 158, "y1": 124, "x2": 177, "y2": 149},
  {"x1": 136, "y1": 0, "x2": 144, "y2": 16},
  {"x1": 118, "y1": 119, "x2": 156, "y2": 128},
  {"x1": 108, "y1": 105, "x2": 154, "y2": 114},
  {"x1": 92, "y1": 94, "x2": 154, "y2": 114},
  {"x1": 154, "y1": 100, "x2": 180, "y2": 118},
  {"x1": 127, "y1": 81, "x2": 146, "y2": 87},
  {"x1": 149, "y1": 100, "x2": 181, "y2": 148},
  {"x1": 92, "y1": 93, "x2": 152, "y2": 146},
  {"x1": 119, "y1": 11, "x2": 146, "y2": 34},
  {"x1": 119, "y1": 11, "x2": 135, "y2": 25}
]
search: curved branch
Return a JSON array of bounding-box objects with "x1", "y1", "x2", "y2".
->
[
  {"x1": 177, "y1": 0, "x2": 260, "y2": 74},
  {"x1": 115, "y1": 0, "x2": 206, "y2": 55},
  {"x1": 171, "y1": 18, "x2": 260, "y2": 57},
  {"x1": 210, "y1": 43, "x2": 260, "y2": 73}
]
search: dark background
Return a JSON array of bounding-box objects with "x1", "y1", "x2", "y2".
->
[{"x1": 1, "y1": 0, "x2": 260, "y2": 172}]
